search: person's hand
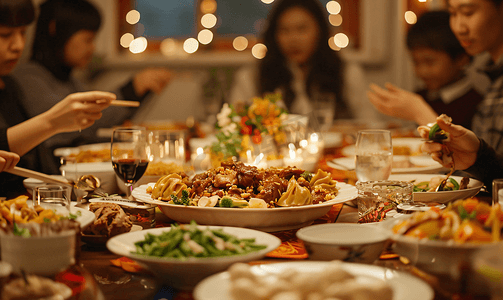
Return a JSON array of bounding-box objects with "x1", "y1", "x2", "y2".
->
[
  {"x1": 418, "y1": 116, "x2": 480, "y2": 170},
  {"x1": 133, "y1": 68, "x2": 172, "y2": 97},
  {"x1": 0, "y1": 151, "x2": 20, "y2": 172},
  {"x1": 367, "y1": 83, "x2": 438, "y2": 125},
  {"x1": 42, "y1": 91, "x2": 116, "y2": 133}
]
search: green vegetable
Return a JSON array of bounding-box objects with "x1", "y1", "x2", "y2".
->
[
  {"x1": 300, "y1": 171, "x2": 313, "y2": 182},
  {"x1": 428, "y1": 123, "x2": 449, "y2": 141},
  {"x1": 449, "y1": 178, "x2": 460, "y2": 190},
  {"x1": 13, "y1": 223, "x2": 30, "y2": 237},
  {"x1": 170, "y1": 190, "x2": 191, "y2": 206},
  {"x1": 218, "y1": 197, "x2": 249, "y2": 208},
  {"x1": 133, "y1": 220, "x2": 267, "y2": 259}
]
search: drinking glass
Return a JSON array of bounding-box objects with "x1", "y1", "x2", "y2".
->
[
  {"x1": 492, "y1": 179, "x2": 503, "y2": 206},
  {"x1": 111, "y1": 127, "x2": 149, "y2": 199},
  {"x1": 355, "y1": 130, "x2": 392, "y2": 182},
  {"x1": 33, "y1": 184, "x2": 72, "y2": 212}
]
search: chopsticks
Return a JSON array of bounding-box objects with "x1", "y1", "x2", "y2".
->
[
  {"x1": 111, "y1": 100, "x2": 140, "y2": 107},
  {"x1": 6, "y1": 167, "x2": 73, "y2": 186}
]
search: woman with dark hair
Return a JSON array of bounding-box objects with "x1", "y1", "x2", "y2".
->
[
  {"x1": 229, "y1": 0, "x2": 352, "y2": 121},
  {"x1": 0, "y1": 0, "x2": 116, "y2": 195},
  {"x1": 12, "y1": 0, "x2": 171, "y2": 158}
]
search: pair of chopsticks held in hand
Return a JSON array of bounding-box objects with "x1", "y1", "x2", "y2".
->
[{"x1": 91, "y1": 99, "x2": 140, "y2": 107}]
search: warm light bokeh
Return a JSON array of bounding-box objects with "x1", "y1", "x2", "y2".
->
[
  {"x1": 126, "y1": 10, "x2": 140, "y2": 25},
  {"x1": 120, "y1": 33, "x2": 134, "y2": 48},
  {"x1": 251, "y1": 43, "x2": 267, "y2": 59},
  {"x1": 201, "y1": 13, "x2": 217, "y2": 29},
  {"x1": 198, "y1": 29, "x2": 213, "y2": 45},
  {"x1": 129, "y1": 37, "x2": 147, "y2": 54},
  {"x1": 183, "y1": 38, "x2": 199, "y2": 54},
  {"x1": 233, "y1": 36, "x2": 249, "y2": 51}
]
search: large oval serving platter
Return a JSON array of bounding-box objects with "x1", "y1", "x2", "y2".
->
[{"x1": 132, "y1": 182, "x2": 357, "y2": 232}]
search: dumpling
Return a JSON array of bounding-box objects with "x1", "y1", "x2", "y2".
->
[
  {"x1": 276, "y1": 177, "x2": 312, "y2": 207},
  {"x1": 310, "y1": 169, "x2": 338, "y2": 194},
  {"x1": 151, "y1": 174, "x2": 187, "y2": 200}
]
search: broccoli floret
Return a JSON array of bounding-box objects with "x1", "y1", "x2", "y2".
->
[
  {"x1": 170, "y1": 190, "x2": 191, "y2": 206},
  {"x1": 300, "y1": 171, "x2": 313, "y2": 182},
  {"x1": 219, "y1": 197, "x2": 248, "y2": 208}
]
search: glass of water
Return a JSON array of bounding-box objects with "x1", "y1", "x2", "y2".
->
[
  {"x1": 355, "y1": 130, "x2": 392, "y2": 182},
  {"x1": 33, "y1": 184, "x2": 72, "y2": 212}
]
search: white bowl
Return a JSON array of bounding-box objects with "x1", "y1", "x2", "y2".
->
[
  {"x1": 132, "y1": 182, "x2": 358, "y2": 232},
  {"x1": 106, "y1": 226, "x2": 281, "y2": 290},
  {"x1": 61, "y1": 162, "x2": 118, "y2": 194},
  {"x1": 388, "y1": 174, "x2": 484, "y2": 203},
  {"x1": 1, "y1": 230, "x2": 76, "y2": 276},
  {"x1": 384, "y1": 216, "x2": 503, "y2": 296},
  {"x1": 296, "y1": 223, "x2": 391, "y2": 263},
  {"x1": 23, "y1": 175, "x2": 68, "y2": 196}
]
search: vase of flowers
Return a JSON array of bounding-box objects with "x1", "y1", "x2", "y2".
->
[{"x1": 210, "y1": 93, "x2": 288, "y2": 166}]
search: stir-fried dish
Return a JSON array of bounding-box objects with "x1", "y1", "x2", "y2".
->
[
  {"x1": 413, "y1": 176, "x2": 470, "y2": 192},
  {"x1": 393, "y1": 198, "x2": 502, "y2": 243},
  {"x1": 146, "y1": 160, "x2": 340, "y2": 208}
]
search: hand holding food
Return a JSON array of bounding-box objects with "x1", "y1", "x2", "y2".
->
[{"x1": 418, "y1": 114, "x2": 480, "y2": 171}]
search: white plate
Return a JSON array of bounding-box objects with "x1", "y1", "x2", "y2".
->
[
  {"x1": 53, "y1": 143, "x2": 110, "y2": 159},
  {"x1": 23, "y1": 176, "x2": 68, "y2": 196},
  {"x1": 388, "y1": 174, "x2": 484, "y2": 203},
  {"x1": 327, "y1": 155, "x2": 444, "y2": 174},
  {"x1": 25, "y1": 201, "x2": 95, "y2": 230},
  {"x1": 193, "y1": 261, "x2": 434, "y2": 300},
  {"x1": 341, "y1": 137, "x2": 425, "y2": 157},
  {"x1": 106, "y1": 226, "x2": 281, "y2": 290},
  {"x1": 132, "y1": 182, "x2": 357, "y2": 232}
]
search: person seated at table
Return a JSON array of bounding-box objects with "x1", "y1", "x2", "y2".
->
[
  {"x1": 367, "y1": 10, "x2": 483, "y2": 129},
  {"x1": 11, "y1": 0, "x2": 172, "y2": 168},
  {"x1": 419, "y1": 116, "x2": 503, "y2": 192},
  {"x1": 228, "y1": 0, "x2": 357, "y2": 122},
  {"x1": 0, "y1": 151, "x2": 19, "y2": 173},
  {"x1": 0, "y1": 0, "x2": 116, "y2": 195}
]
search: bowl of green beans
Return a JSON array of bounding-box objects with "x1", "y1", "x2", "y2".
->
[{"x1": 106, "y1": 220, "x2": 281, "y2": 290}]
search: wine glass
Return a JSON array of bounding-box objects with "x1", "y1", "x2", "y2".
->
[
  {"x1": 111, "y1": 127, "x2": 149, "y2": 199},
  {"x1": 354, "y1": 130, "x2": 392, "y2": 182}
]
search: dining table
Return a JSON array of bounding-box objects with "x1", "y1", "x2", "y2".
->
[{"x1": 3, "y1": 124, "x2": 495, "y2": 300}]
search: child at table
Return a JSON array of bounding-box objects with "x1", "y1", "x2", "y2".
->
[{"x1": 367, "y1": 10, "x2": 483, "y2": 129}]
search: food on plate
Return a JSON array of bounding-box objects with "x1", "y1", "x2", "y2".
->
[
  {"x1": 227, "y1": 261, "x2": 393, "y2": 300},
  {"x1": 147, "y1": 160, "x2": 340, "y2": 208},
  {"x1": 144, "y1": 161, "x2": 186, "y2": 176},
  {"x1": 413, "y1": 176, "x2": 469, "y2": 192},
  {"x1": 83, "y1": 202, "x2": 132, "y2": 237},
  {"x1": 69, "y1": 148, "x2": 110, "y2": 163},
  {"x1": 0, "y1": 195, "x2": 77, "y2": 226},
  {"x1": 417, "y1": 114, "x2": 454, "y2": 168},
  {"x1": 393, "y1": 198, "x2": 502, "y2": 243},
  {"x1": 1, "y1": 274, "x2": 72, "y2": 300},
  {"x1": 133, "y1": 220, "x2": 267, "y2": 259},
  {"x1": 0, "y1": 218, "x2": 79, "y2": 237}
]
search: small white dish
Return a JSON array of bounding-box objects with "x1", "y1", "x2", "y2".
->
[{"x1": 296, "y1": 223, "x2": 391, "y2": 263}]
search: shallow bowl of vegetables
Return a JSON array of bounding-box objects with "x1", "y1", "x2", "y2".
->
[
  {"x1": 381, "y1": 198, "x2": 503, "y2": 296},
  {"x1": 106, "y1": 221, "x2": 281, "y2": 290},
  {"x1": 389, "y1": 174, "x2": 484, "y2": 204}
]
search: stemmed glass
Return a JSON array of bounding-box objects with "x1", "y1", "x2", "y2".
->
[
  {"x1": 111, "y1": 127, "x2": 149, "y2": 199},
  {"x1": 354, "y1": 130, "x2": 392, "y2": 182}
]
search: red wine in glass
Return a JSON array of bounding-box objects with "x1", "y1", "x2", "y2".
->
[{"x1": 112, "y1": 159, "x2": 149, "y2": 185}]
